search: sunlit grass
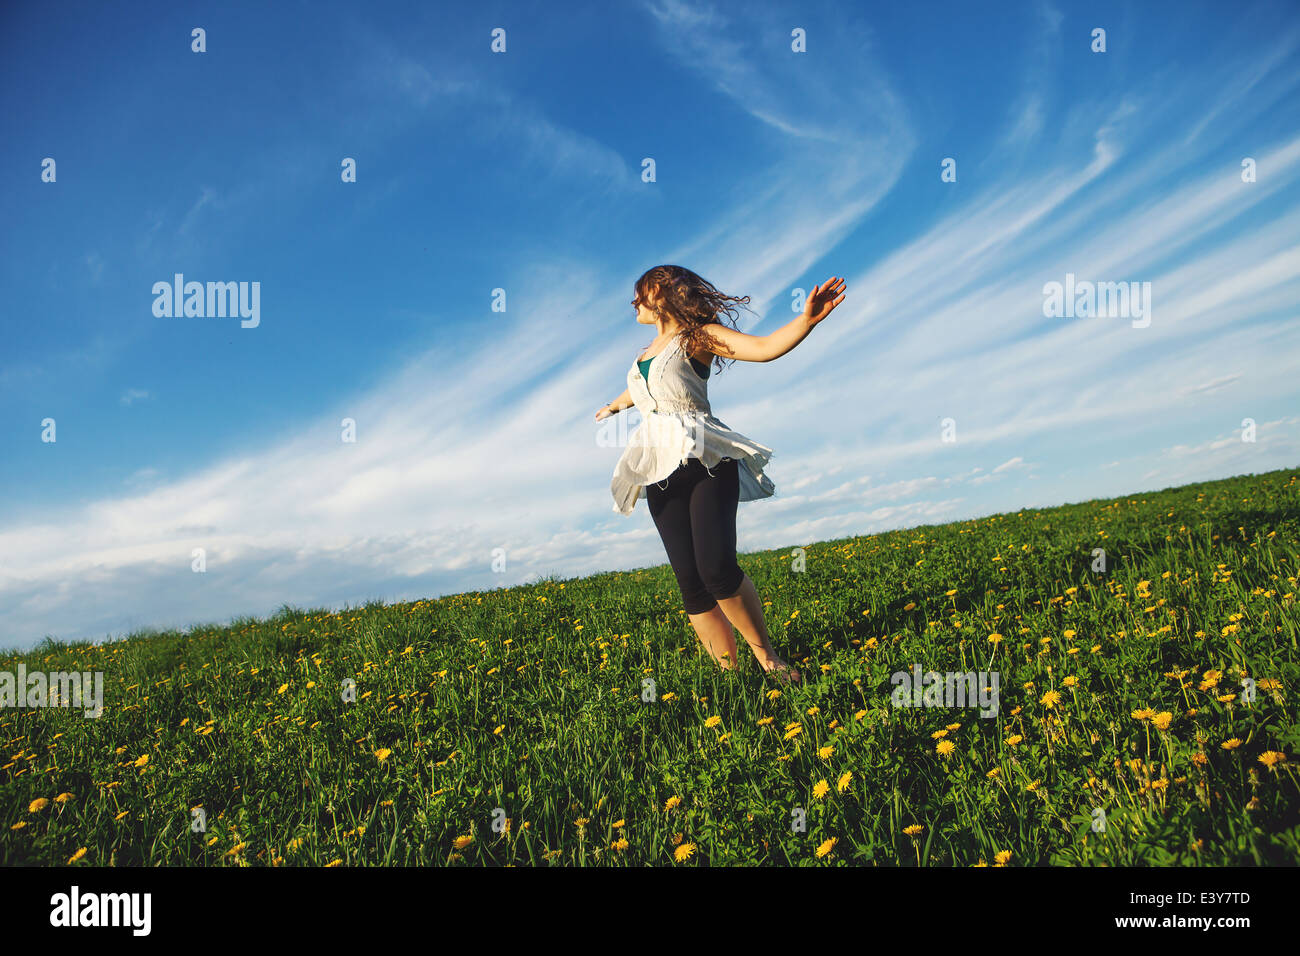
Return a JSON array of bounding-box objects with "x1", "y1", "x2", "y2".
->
[{"x1": 2, "y1": 468, "x2": 1297, "y2": 866}]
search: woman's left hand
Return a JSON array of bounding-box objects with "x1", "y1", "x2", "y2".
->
[{"x1": 803, "y1": 276, "x2": 847, "y2": 325}]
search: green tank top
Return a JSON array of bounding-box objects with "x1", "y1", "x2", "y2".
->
[{"x1": 640, "y1": 354, "x2": 710, "y2": 382}]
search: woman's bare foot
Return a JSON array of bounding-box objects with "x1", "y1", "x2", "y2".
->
[{"x1": 758, "y1": 656, "x2": 801, "y2": 684}]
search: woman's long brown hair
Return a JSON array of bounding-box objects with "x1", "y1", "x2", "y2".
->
[{"x1": 634, "y1": 265, "x2": 754, "y2": 374}]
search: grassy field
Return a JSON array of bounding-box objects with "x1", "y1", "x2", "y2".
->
[{"x1": 3, "y1": 467, "x2": 1298, "y2": 866}]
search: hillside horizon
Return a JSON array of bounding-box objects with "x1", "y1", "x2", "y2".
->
[{"x1": 6, "y1": 463, "x2": 1296, "y2": 659}]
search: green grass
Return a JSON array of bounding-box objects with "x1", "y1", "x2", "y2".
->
[{"x1": 3, "y1": 467, "x2": 1298, "y2": 866}]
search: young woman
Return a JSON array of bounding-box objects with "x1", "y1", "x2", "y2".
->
[{"x1": 596, "y1": 265, "x2": 847, "y2": 683}]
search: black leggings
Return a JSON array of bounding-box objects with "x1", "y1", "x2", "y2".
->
[{"x1": 646, "y1": 456, "x2": 745, "y2": 614}]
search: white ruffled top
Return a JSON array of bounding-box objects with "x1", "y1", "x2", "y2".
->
[{"x1": 609, "y1": 333, "x2": 776, "y2": 516}]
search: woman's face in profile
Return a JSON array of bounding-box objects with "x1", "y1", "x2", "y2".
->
[{"x1": 632, "y1": 285, "x2": 662, "y2": 325}]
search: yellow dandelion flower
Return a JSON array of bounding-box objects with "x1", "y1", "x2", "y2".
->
[
  {"x1": 54, "y1": 792, "x2": 74, "y2": 804},
  {"x1": 374, "y1": 748, "x2": 392, "y2": 761},
  {"x1": 903, "y1": 824, "x2": 923, "y2": 837},
  {"x1": 704, "y1": 715, "x2": 722, "y2": 728},
  {"x1": 664, "y1": 795, "x2": 681, "y2": 812},
  {"x1": 812, "y1": 779, "x2": 830, "y2": 799},
  {"x1": 1152, "y1": 712, "x2": 1173, "y2": 731},
  {"x1": 816, "y1": 837, "x2": 837, "y2": 858},
  {"x1": 936, "y1": 739, "x2": 956, "y2": 757},
  {"x1": 1041, "y1": 690, "x2": 1061, "y2": 709},
  {"x1": 1258, "y1": 751, "x2": 1287, "y2": 768},
  {"x1": 674, "y1": 842, "x2": 696, "y2": 862},
  {"x1": 453, "y1": 835, "x2": 473, "y2": 849},
  {"x1": 837, "y1": 771, "x2": 853, "y2": 792},
  {"x1": 67, "y1": 847, "x2": 87, "y2": 864},
  {"x1": 818, "y1": 745, "x2": 834, "y2": 759},
  {"x1": 28, "y1": 798, "x2": 48, "y2": 813},
  {"x1": 994, "y1": 850, "x2": 1012, "y2": 865},
  {"x1": 1221, "y1": 738, "x2": 1242, "y2": 750}
]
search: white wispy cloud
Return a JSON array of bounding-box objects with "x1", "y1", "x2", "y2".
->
[
  {"x1": 3, "y1": 3, "x2": 1298, "y2": 649},
  {"x1": 998, "y1": 0, "x2": 1062, "y2": 147}
]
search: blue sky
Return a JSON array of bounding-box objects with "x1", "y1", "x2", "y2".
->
[{"x1": 2, "y1": 0, "x2": 1298, "y2": 650}]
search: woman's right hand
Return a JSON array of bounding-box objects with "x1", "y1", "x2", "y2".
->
[
  {"x1": 803, "y1": 276, "x2": 847, "y2": 326},
  {"x1": 595, "y1": 404, "x2": 614, "y2": 422}
]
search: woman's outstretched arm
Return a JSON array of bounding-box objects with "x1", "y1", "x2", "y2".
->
[
  {"x1": 704, "y1": 275, "x2": 847, "y2": 363},
  {"x1": 595, "y1": 388, "x2": 633, "y2": 420}
]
